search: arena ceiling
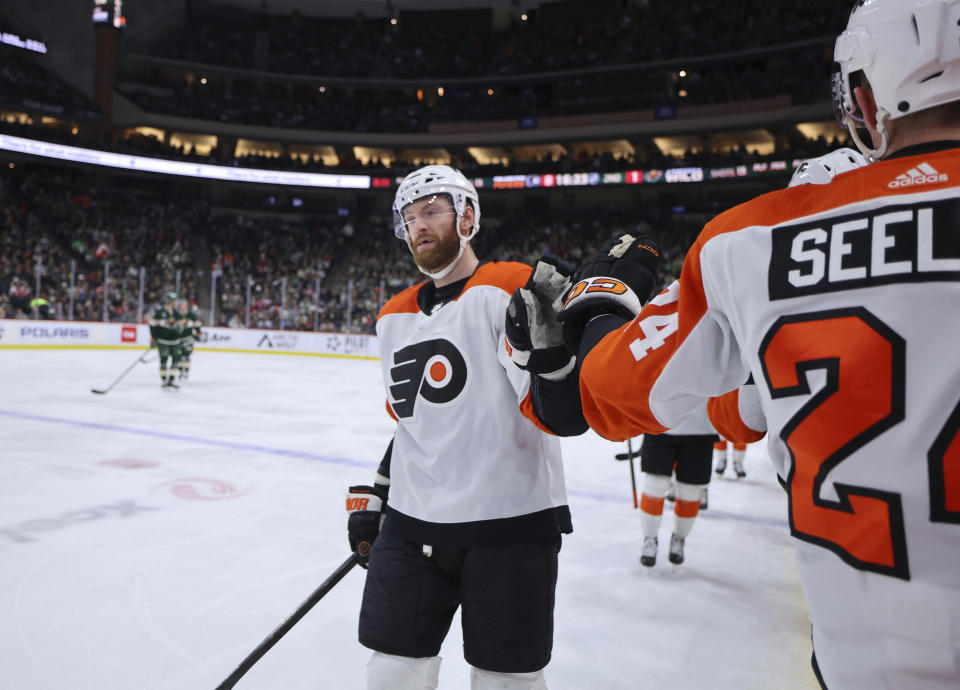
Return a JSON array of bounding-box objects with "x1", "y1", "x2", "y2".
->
[{"x1": 216, "y1": 0, "x2": 538, "y2": 17}]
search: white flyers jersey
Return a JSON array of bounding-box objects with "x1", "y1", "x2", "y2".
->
[
  {"x1": 376, "y1": 261, "x2": 569, "y2": 547},
  {"x1": 579, "y1": 144, "x2": 960, "y2": 689}
]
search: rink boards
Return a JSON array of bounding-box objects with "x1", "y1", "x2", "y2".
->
[{"x1": 0, "y1": 319, "x2": 378, "y2": 360}]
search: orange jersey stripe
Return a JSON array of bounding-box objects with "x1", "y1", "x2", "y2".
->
[
  {"x1": 385, "y1": 398, "x2": 398, "y2": 422},
  {"x1": 378, "y1": 261, "x2": 532, "y2": 319},
  {"x1": 463, "y1": 260, "x2": 532, "y2": 295},
  {"x1": 707, "y1": 390, "x2": 765, "y2": 445},
  {"x1": 578, "y1": 286, "x2": 678, "y2": 440},
  {"x1": 519, "y1": 389, "x2": 555, "y2": 436},
  {"x1": 379, "y1": 280, "x2": 427, "y2": 318}
]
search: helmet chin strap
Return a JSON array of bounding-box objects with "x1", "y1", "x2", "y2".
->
[
  {"x1": 416, "y1": 235, "x2": 468, "y2": 281},
  {"x1": 413, "y1": 215, "x2": 478, "y2": 281},
  {"x1": 846, "y1": 107, "x2": 892, "y2": 162}
]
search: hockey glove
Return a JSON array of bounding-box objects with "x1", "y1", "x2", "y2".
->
[
  {"x1": 346, "y1": 484, "x2": 387, "y2": 568},
  {"x1": 557, "y1": 234, "x2": 661, "y2": 354},
  {"x1": 505, "y1": 256, "x2": 577, "y2": 381}
]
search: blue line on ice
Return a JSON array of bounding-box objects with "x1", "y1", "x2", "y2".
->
[
  {"x1": 0, "y1": 409, "x2": 789, "y2": 528},
  {"x1": 0, "y1": 409, "x2": 374, "y2": 469}
]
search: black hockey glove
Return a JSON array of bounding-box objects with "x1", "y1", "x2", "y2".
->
[
  {"x1": 346, "y1": 484, "x2": 387, "y2": 568},
  {"x1": 557, "y1": 234, "x2": 662, "y2": 354},
  {"x1": 505, "y1": 256, "x2": 577, "y2": 381}
]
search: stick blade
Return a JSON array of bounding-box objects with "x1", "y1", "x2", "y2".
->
[{"x1": 91, "y1": 388, "x2": 108, "y2": 395}]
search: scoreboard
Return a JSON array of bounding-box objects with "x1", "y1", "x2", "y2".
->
[{"x1": 92, "y1": 0, "x2": 126, "y2": 29}]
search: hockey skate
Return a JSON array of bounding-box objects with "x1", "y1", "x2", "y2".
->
[
  {"x1": 665, "y1": 478, "x2": 676, "y2": 502},
  {"x1": 668, "y1": 533, "x2": 685, "y2": 565},
  {"x1": 640, "y1": 536, "x2": 658, "y2": 567},
  {"x1": 162, "y1": 376, "x2": 179, "y2": 390},
  {"x1": 699, "y1": 487, "x2": 708, "y2": 510},
  {"x1": 733, "y1": 458, "x2": 746, "y2": 478},
  {"x1": 715, "y1": 455, "x2": 727, "y2": 475}
]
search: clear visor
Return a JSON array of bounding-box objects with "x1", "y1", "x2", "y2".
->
[{"x1": 392, "y1": 194, "x2": 457, "y2": 239}]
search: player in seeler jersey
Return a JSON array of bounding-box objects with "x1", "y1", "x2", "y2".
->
[
  {"x1": 176, "y1": 300, "x2": 201, "y2": 381},
  {"x1": 345, "y1": 165, "x2": 587, "y2": 690},
  {"x1": 148, "y1": 292, "x2": 184, "y2": 389},
  {"x1": 559, "y1": 1, "x2": 960, "y2": 687}
]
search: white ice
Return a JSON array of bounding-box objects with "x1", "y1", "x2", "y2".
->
[{"x1": 0, "y1": 349, "x2": 818, "y2": 690}]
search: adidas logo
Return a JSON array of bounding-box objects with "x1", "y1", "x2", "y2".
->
[{"x1": 888, "y1": 162, "x2": 949, "y2": 189}]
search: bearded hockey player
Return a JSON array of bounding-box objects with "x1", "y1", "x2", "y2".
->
[
  {"x1": 345, "y1": 165, "x2": 587, "y2": 690},
  {"x1": 560, "y1": 1, "x2": 960, "y2": 687}
]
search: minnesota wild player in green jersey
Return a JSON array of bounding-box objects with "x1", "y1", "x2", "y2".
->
[
  {"x1": 149, "y1": 292, "x2": 184, "y2": 389},
  {"x1": 177, "y1": 299, "x2": 202, "y2": 381}
]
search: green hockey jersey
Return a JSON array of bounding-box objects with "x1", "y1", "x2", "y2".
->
[
  {"x1": 149, "y1": 306, "x2": 182, "y2": 343},
  {"x1": 180, "y1": 311, "x2": 202, "y2": 340}
]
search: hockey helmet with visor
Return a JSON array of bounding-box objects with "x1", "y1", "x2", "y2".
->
[
  {"x1": 832, "y1": 0, "x2": 960, "y2": 160},
  {"x1": 392, "y1": 165, "x2": 482, "y2": 280}
]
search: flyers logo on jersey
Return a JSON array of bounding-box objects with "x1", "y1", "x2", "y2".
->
[{"x1": 389, "y1": 338, "x2": 468, "y2": 418}]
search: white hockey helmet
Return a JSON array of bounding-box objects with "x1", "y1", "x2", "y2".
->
[
  {"x1": 833, "y1": 0, "x2": 960, "y2": 160},
  {"x1": 392, "y1": 165, "x2": 480, "y2": 240},
  {"x1": 392, "y1": 165, "x2": 481, "y2": 280},
  {"x1": 788, "y1": 147, "x2": 869, "y2": 187}
]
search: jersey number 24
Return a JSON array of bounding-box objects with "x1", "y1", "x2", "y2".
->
[{"x1": 760, "y1": 307, "x2": 960, "y2": 581}]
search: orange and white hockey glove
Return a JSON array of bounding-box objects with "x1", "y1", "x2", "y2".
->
[{"x1": 557, "y1": 234, "x2": 661, "y2": 354}]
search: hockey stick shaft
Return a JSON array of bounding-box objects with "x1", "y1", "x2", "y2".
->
[
  {"x1": 91, "y1": 347, "x2": 152, "y2": 394},
  {"x1": 627, "y1": 439, "x2": 638, "y2": 509},
  {"x1": 214, "y1": 554, "x2": 360, "y2": 690}
]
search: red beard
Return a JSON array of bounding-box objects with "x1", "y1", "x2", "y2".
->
[{"x1": 410, "y1": 226, "x2": 460, "y2": 273}]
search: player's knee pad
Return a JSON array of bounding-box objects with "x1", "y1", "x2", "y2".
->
[
  {"x1": 366, "y1": 652, "x2": 441, "y2": 690},
  {"x1": 643, "y1": 473, "x2": 671, "y2": 497},
  {"x1": 470, "y1": 666, "x2": 547, "y2": 690},
  {"x1": 674, "y1": 481, "x2": 705, "y2": 503}
]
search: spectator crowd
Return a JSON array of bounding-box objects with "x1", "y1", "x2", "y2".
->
[{"x1": 1, "y1": 162, "x2": 710, "y2": 334}]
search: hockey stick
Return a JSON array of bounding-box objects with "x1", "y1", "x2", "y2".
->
[
  {"x1": 614, "y1": 439, "x2": 639, "y2": 509},
  {"x1": 214, "y1": 554, "x2": 360, "y2": 690},
  {"x1": 91, "y1": 347, "x2": 153, "y2": 395}
]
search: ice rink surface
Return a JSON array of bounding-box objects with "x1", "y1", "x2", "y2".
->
[{"x1": 0, "y1": 348, "x2": 819, "y2": 690}]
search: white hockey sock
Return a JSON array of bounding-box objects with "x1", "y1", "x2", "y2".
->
[
  {"x1": 470, "y1": 667, "x2": 547, "y2": 690},
  {"x1": 366, "y1": 652, "x2": 441, "y2": 690}
]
